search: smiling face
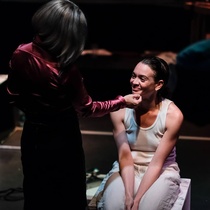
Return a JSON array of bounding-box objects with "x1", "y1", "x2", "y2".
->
[{"x1": 130, "y1": 62, "x2": 164, "y2": 99}]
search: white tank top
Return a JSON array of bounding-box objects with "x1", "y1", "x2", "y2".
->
[{"x1": 124, "y1": 98, "x2": 176, "y2": 167}]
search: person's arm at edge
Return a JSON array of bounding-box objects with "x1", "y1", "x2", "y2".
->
[
  {"x1": 132, "y1": 103, "x2": 184, "y2": 209},
  {"x1": 71, "y1": 66, "x2": 142, "y2": 117},
  {"x1": 110, "y1": 109, "x2": 135, "y2": 210}
]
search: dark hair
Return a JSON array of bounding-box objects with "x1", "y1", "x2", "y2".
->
[
  {"x1": 140, "y1": 55, "x2": 170, "y2": 98},
  {"x1": 32, "y1": 0, "x2": 87, "y2": 68}
]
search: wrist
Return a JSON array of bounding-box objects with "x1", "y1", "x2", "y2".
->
[{"x1": 116, "y1": 95, "x2": 126, "y2": 108}]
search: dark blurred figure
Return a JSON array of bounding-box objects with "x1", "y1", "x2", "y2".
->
[{"x1": 174, "y1": 38, "x2": 210, "y2": 125}]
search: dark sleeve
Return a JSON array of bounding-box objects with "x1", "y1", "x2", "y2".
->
[{"x1": 70, "y1": 65, "x2": 126, "y2": 118}]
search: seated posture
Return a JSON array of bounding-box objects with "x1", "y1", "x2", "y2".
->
[{"x1": 96, "y1": 56, "x2": 184, "y2": 210}]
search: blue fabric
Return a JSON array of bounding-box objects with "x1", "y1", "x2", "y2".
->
[{"x1": 176, "y1": 39, "x2": 210, "y2": 72}]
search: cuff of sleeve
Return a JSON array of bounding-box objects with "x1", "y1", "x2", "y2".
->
[{"x1": 116, "y1": 95, "x2": 126, "y2": 109}]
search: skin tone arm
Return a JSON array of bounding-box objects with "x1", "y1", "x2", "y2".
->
[
  {"x1": 110, "y1": 108, "x2": 136, "y2": 210},
  {"x1": 131, "y1": 102, "x2": 184, "y2": 210}
]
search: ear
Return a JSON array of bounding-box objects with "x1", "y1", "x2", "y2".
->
[{"x1": 155, "y1": 80, "x2": 164, "y2": 91}]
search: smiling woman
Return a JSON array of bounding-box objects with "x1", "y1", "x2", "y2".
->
[{"x1": 95, "y1": 55, "x2": 184, "y2": 210}]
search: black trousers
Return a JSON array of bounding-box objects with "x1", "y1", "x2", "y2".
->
[{"x1": 21, "y1": 117, "x2": 87, "y2": 210}]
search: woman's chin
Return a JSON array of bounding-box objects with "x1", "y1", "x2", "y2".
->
[{"x1": 132, "y1": 90, "x2": 141, "y2": 95}]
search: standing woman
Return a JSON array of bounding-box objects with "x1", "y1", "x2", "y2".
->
[
  {"x1": 97, "y1": 56, "x2": 184, "y2": 210},
  {"x1": 6, "y1": 1, "x2": 142, "y2": 210}
]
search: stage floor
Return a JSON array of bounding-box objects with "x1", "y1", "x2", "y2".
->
[{"x1": 0, "y1": 116, "x2": 210, "y2": 210}]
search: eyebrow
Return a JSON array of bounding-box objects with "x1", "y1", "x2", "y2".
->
[{"x1": 132, "y1": 72, "x2": 153, "y2": 80}]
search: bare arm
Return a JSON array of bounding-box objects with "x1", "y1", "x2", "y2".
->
[
  {"x1": 132, "y1": 102, "x2": 184, "y2": 209},
  {"x1": 110, "y1": 109, "x2": 135, "y2": 210}
]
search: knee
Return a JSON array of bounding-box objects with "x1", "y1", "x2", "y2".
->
[{"x1": 98, "y1": 185, "x2": 125, "y2": 210}]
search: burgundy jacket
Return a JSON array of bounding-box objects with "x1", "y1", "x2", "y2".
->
[{"x1": 7, "y1": 40, "x2": 125, "y2": 120}]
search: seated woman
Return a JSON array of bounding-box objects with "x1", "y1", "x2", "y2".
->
[{"x1": 96, "y1": 55, "x2": 184, "y2": 210}]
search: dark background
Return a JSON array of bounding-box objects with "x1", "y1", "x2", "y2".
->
[
  {"x1": 1, "y1": 0, "x2": 210, "y2": 129},
  {"x1": 1, "y1": 1, "x2": 210, "y2": 209},
  {"x1": 0, "y1": 0, "x2": 193, "y2": 74}
]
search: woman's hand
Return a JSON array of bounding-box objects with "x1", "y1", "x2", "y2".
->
[
  {"x1": 123, "y1": 94, "x2": 142, "y2": 108},
  {"x1": 125, "y1": 195, "x2": 134, "y2": 210},
  {"x1": 130, "y1": 201, "x2": 140, "y2": 210}
]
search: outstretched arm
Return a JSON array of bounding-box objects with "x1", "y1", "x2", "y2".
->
[{"x1": 71, "y1": 66, "x2": 142, "y2": 117}]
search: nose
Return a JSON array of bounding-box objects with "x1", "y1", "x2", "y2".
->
[{"x1": 132, "y1": 77, "x2": 140, "y2": 85}]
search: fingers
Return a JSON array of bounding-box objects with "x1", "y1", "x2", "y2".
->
[{"x1": 134, "y1": 94, "x2": 142, "y2": 101}]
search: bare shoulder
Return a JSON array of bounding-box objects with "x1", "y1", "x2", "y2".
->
[
  {"x1": 110, "y1": 108, "x2": 127, "y2": 131},
  {"x1": 110, "y1": 108, "x2": 126, "y2": 121},
  {"x1": 167, "y1": 101, "x2": 184, "y2": 123}
]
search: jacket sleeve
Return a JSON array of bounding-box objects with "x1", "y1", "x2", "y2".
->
[{"x1": 70, "y1": 65, "x2": 126, "y2": 117}]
